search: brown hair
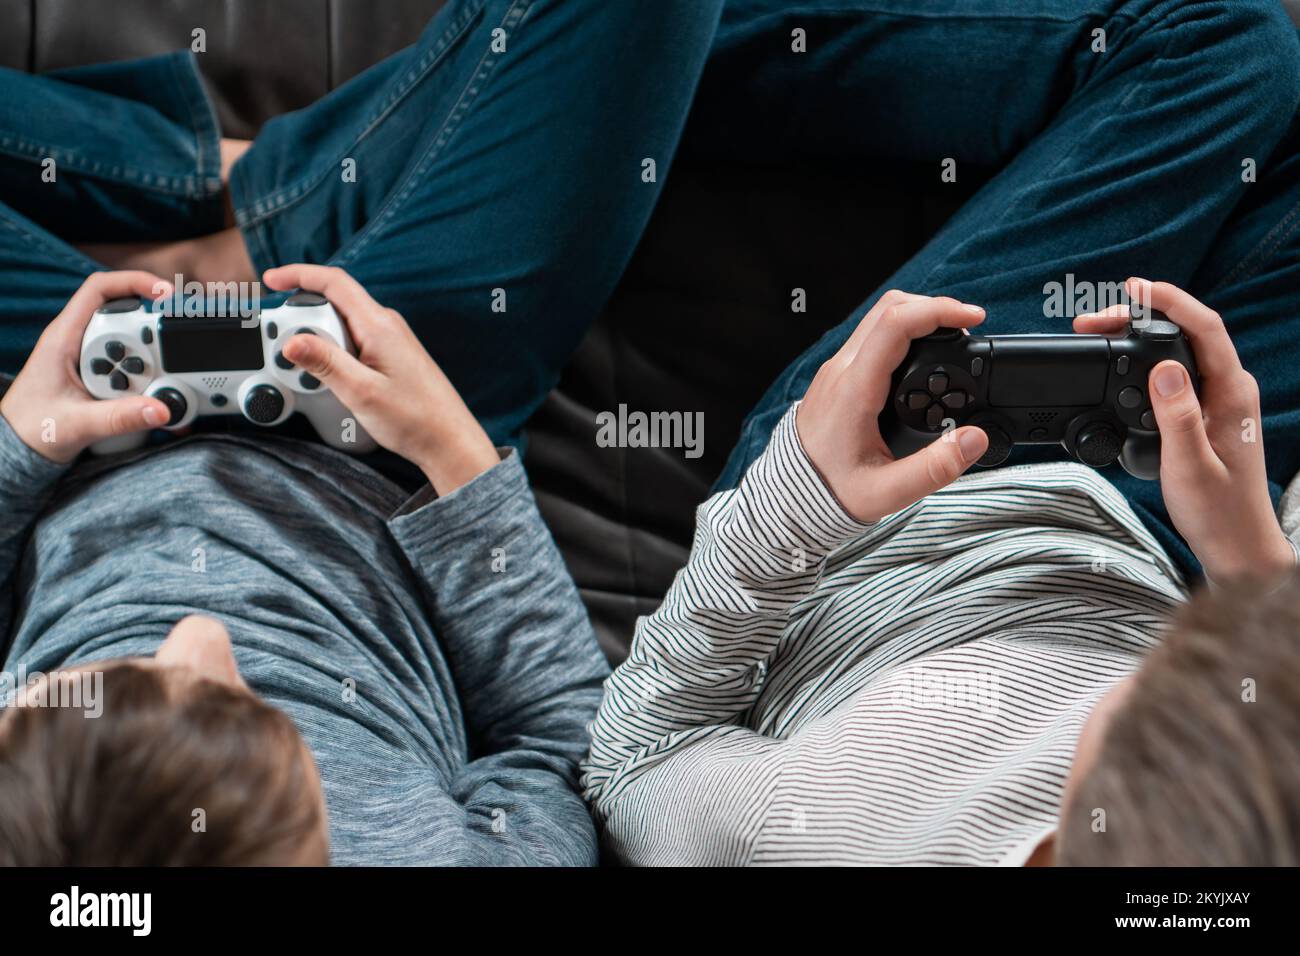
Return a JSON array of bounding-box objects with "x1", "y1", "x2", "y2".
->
[
  {"x1": 0, "y1": 663, "x2": 328, "y2": 865},
  {"x1": 1058, "y1": 570, "x2": 1300, "y2": 865}
]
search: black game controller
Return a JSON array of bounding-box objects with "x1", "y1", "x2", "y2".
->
[{"x1": 879, "y1": 313, "x2": 1198, "y2": 480}]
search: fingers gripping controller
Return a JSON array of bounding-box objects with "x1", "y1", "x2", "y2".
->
[
  {"x1": 78, "y1": 295, "x2": 377, "y2": 455},
  {"x1": 879, "y1": 313, "x2": 1199, "y2": 480}
]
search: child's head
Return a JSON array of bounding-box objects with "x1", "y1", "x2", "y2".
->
[
  {"x1": 1058, "y1": 570, "x2": 1300, "y2": 865},
  {"x1": 0, "y1": 616, "x2": 327, "y2": 865}
]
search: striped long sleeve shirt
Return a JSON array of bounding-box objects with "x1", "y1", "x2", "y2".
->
[{"x1": 581, "y1": 403, "x2": 1189, "y2": 865}]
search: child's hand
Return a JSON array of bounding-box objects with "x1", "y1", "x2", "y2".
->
[
  {"x1": 264, "y1": 265, "x2": 498, "y2": 495},
  {"x1": 1074, "y1": 278, "x2": 1295, "y2": 582},
  {"x1": 0, "y1": 272, "x2": 172, "y2": 463},
  {"x1": 796, "y1": 290, "x2": 989, "y2": 523}
]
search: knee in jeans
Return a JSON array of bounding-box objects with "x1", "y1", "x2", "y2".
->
[{"x1": 1143, "y1": 0, "x2": 1300, "y2": 129}]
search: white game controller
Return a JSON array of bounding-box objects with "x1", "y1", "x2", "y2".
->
[{"x1": 79, "y1": 291, "x2": 377, "y2": 455}]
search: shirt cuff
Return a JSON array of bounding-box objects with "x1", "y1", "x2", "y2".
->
[
  {"x1": 727, "y1": 402, "x2": 874, "y2": 558},
  {"x1": 387, "y1": 448, "x2": 529, "y2": 555}
]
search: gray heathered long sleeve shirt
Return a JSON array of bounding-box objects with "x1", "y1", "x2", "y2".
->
[{"x1": 0, "y1": 407, "x2": 610, "y2": 866}]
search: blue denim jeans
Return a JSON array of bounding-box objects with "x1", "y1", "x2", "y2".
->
[
  {"x1": 704, "y1": 0, "x2": 1300, "y2": 579},
  {"x1": 3, "y1": 0, "x2": 1300, "y2": 578},
  {"x1": 0, "y1": 0, "x2": 726, "y2": 445}
]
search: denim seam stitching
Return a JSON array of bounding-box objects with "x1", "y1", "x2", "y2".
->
[
  {"x1": 1209, "y1": 194, "x2": 1300, "y2": 294},
  {"x1": 0, "y1": 138, "x2": 206, "y2": 199},
  {"x1": 727, "y1": 6, "x2": 1127, "y2": 27},
  {"x1": 333, "y1": 0, "x2": 533, "y2": 268},
  {"x1": 234, "y1": 0, "x2": 487, "y2": 229},
  {"x1": 171, "y1": 52, "x2": 223, "y2": 198},
  {"x1": 0, "y1": 53, "x2": 223, "y2": 201}
]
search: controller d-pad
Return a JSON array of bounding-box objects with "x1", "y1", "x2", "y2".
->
[
  {"x1": 940, "y1": 391, "x2": 968, "y2": 410},
  {"x1": 906, "y1": 390, "x2": 930, "y2": 410},
  {"x1": 927, "y1": 371, "x2": 949, "y2": 395},
  {"x1": 925, "y1": 404, "x2": 945, "y2": 428},
  {"x1": 90, "y1": 338, "x2": 147, "y2": 387}
]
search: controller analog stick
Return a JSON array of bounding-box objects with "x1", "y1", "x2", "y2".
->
[
  {"x1": 152, "y1": 387, "x2": 188, "y2": 427},
  {"x1": 243, "y1": 384, "x2": 285, "y2": 425},
  {"x1": 1075, "y1": 423, "x2": 1123, "y2": 468},
  {"x1": 977, "y1": 424, "x2": 1012, "y2": 467}
]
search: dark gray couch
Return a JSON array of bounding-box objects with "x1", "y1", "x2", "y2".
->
[{"x1": 8, "y1": 1, "x2": 1294, "y2": 659}]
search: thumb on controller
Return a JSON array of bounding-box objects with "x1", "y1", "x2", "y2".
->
[
  {"x1": 872, "y1": 426, "x2": 988, "y2": 519},
  {"x1": 79, "y1": 394, "x2": 169, "y2": 440},
  {"x1": 863, "y1": 421, "x2": 982, "y2": 520}
]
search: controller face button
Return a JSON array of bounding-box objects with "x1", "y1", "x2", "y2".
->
[
  {"x1": 153, "y1": 387, "x2": 189, "y2": 426},
  {"x1": 925, "y1": 403, "x2": 945, "y2": 428},
  {"x1": 120, "y1": 356, "x2": 145, "y2": 375},
  {"x1": 1075, "y1": 423, "x2": 1123, "y2": 467},
  {"x1": 940, "y1": 390, "x2": 968, "y2": 410},
  {"x1": 1117, "y1": 386, "x2": 1143, "y2": 409},
  {"x1": 1115, "y1": 355, "x2": 1130, "y2": 376},
  {"x1": 970, "y1": 357, "x2": 984, "y2": 377},
  {"x1": 927, "y1": 371, "x2": 949, "y2": 395},
  {"x1": 105, "y1": 341, "x2": 126, "y2": 362},
  {"x1": 906, "y1": 390, "x2": 930, "y2": 410},
  {"x1": 977, "y1": 425, "x2": 1012, "y2": 467},
  {"x1": 211, "y1": 394, "x2": 229, "y2": 408},
  {"x1": 275, "y1": 351, "x2": 295, "y2": 371},
  {"x1": 266, "y1": 321, "x2": 278, "y2": 340},
  {"x1": 299, "y1": 372, "x2": 321, "y2": 391},
  {"x1": 1140, "y1": 409, "x2": 1155, "y2": 430},
  {"x1": 109, "y1": 371, "x2": 129, "y2": 391},
  {"x1": 141, "y1": 326, "x2": 154, "y2": 345},
  {"x1": 90, "y1": 358, "x2": 113, "y2": 376},
  {"x1": 243, "y1": 384, "x2": 285, "y2": 425}
]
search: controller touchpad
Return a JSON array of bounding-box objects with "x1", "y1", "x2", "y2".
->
[
  {"x1": 159, "y1": 317, "x2": 264, "y2": 373},
  {"x1": 987, "y1": 338, "x2": 1108, "y2": 407}
]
